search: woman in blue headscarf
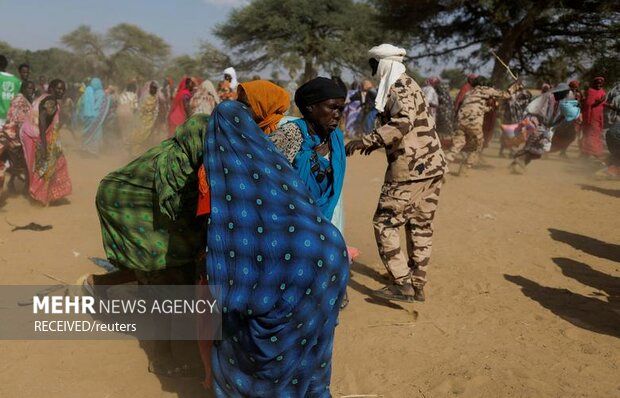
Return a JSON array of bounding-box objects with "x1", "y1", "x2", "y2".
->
[
  {"x1": 204, "y1": 100, "x2": 349, "y2": 397},
  {"x1": 75, "y1": 77, "x2": 111, "y2": 154},
  {"x1": 268, "y1": 77, "x2": 347, "y2": 221}
]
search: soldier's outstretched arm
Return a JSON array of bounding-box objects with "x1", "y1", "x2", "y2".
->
[{"x1": 361, "y1": 87, "x2": 412, "y2": 149}]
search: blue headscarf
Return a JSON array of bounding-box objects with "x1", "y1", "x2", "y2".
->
[
  {"x1": 204, "y1": 101, "x2": 348, "y2": 397},
  {"x1": 81, "y1": 77, "x2": 106, "y2": 118},
  {"x1": 559, "y1": 99, "x2": 580, "y2": 122},
  {"x1": 287, "y1": 118, "x2": 345, "y2": 220}
]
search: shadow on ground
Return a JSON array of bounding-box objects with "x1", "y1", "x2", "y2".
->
[
  {"x1": 580, "y1": 184, "x2": 620, "y2": 198},
  {"x1": 505, "y1": 256, "x2": 620, "y2": 338},
  {"x1": 138, "y1": 340, "x2": 212, "y2": 398},
  {"x1": 348, "y1": 261, "x2": 404, "y2": 310},
  {"x1": 548, "y1": 228, "x2": 620, "y2": 263}
]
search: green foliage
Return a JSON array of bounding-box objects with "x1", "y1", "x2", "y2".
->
[
  {"x1": 61, "y1": 24, "x2": 171, "y2": 85},
  {"x1": 375, "y1": 0, "x2": 620, "y2": 85},
  {"x1": 215, "y1": 0, "x2": 393, "y2": 83},
  {"x1": 583, "y1": 55, "x2": 620, "y2": 85},
  {"x1": 440, "y1": 69, "x2": 467, "y2": 89},
  {"x1": 0, "y1": 41, "x2": 88, "y2": 82}
]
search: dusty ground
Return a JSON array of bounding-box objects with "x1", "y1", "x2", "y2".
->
[{"x1": 0, "y1": 131, "x2": 618, "y2": 398}]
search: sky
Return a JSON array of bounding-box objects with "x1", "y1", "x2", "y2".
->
[
  {"x1": 0, "y1": 0, "x2": 245, "y2": 55},
  {"x1": 0, "y1": 0, "x2": 472, "y2": 77}
]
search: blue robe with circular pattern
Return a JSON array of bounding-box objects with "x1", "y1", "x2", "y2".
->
[{"x1": 204, "y1": 101, "x2": 349, "y2": 397}]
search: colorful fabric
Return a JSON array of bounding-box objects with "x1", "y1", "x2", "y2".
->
[
  {"x1": 519, "y1": 115, "x2": 554, "y2": 155},
  {"x1": 343, "y1": 89, "x2": 362, "y2": 137},
  {"x1": 502, "y1": 88, "x2": 532, "y2": 124},
  {"x1": 288, "y1": 118, "x2": 346, "y2": 220},
  {"x1": 454, "y1": 82, "x2": 472, "y2": 115},
  {"x1": 0, "y1": 93, "x2": 31, "y2": 180},
  {"x1": 239, "y1": 80, "x2": 290, "y2": 133},
  {"x1": 76, "y1": 78, "x2": 111, "y2": 154},
  {"x1": 191, "y1": 80, "x2": 220, "y2": 116},
  {"x1": 217, "y1": 80, "x2": 237, "y2": 101},
  {"x1": 0, "y1": 72, "x2": 22, "y2": 120},
  {"x1": 204, "y1": 100, "x2": 348, "y2": 397},
  {"x1": 129, "y1": 82, "x2": 162, "y2": 156},
  {"x1": 605, "y1": 83, "x2": 620, "y2": 126},
  {"x1": 435, "y1": 83, "x2": 454, "y2": 137},
  {"x1": 580, "y1": 86, "x2": 606, "y2": 157},
  {"x1": 96, "y1": 115, "x2": 209, "y2": 271},
  {"x1": 19, "y1": 95, "x2": 72, "y2": 204},
  {"x1": 168, "y1": 78, "x2": 193, "y2": 136},
  {"x1": 1, "y1": 94, "x2": 31, "y2": 152}
]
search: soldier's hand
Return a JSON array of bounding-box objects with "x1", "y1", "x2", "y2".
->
[
  {"x1": 345, "y1": 140, "x2": 365, "y2": 157},
  {"x1": 361, "y1": 144, "x2": 380, "y2": 156}
]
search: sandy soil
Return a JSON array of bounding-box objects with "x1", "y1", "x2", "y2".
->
[{"x1": 0, "y1": 131, "x2": 618, "y2": 398}]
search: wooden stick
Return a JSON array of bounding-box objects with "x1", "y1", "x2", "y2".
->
[{"x1": 490, "y1": 50, "x2": 518, "y2": 81}]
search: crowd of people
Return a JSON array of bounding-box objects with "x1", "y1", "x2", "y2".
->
[
  {"x1": 0, "y1": 42, "x2": 618, "y2": 396},
  {"x1": 343, "y1": 72, "x2": 619, "y2": 178}
]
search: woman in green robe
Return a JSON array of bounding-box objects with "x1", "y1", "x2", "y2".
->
[
  {"x1": 86, "y1": 114, "x2": 209, "y2": 286},
  {"x1": 82, "y1": 115, "x2": 210, "y2": 376}
]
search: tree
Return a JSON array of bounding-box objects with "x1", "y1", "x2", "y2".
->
[
  {"x1": 61, "y1": 24, "x2": 171, "y2": 84},
  {"x1": 375, "y1": 1, "x2": 619, "y2": 85},
  {"x1": 440, "y1": 68, "x2": 467, "y2": 89},
  {"x1": 214, "y1": 0, "x2": 392, "y2": 83}
]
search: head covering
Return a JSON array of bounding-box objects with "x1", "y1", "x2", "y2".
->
[
  {"x1": 559, "y1": 99, "x2": 581, "y2": 122},
  {"x1": 551, "y1": 83, "x2": 570, "y2": 94},
  {"x1": 426, "y1": 76, "x2": 440, "y2": 87},
  {"x1": 569, "y1": 80, "x2": 580, "y2": 89},
  {"x1": 223, "y1": 67, "x2": 238, "y2": 90},
  {"x1": 167, "y1": 77, "x2": 193, "y2": 135},
  {"x1": 238, "y1": 80, "x2": 290, "y2": 133},
  {"x1": 294, "y1": 77, "x2": 346, "y2": 113},
  {"x1": 466, "y1": 73, "x2": 478, "y2": 84},
  {"x1": 190, "y1": 79, "x2": 220, "y2": 116},
  {"x1": 361, "y1": 80, "x2": 374, "y2": 91},
  {"x1": 368, "y1": 44, "x2": 407, "y2": 112},
  {"x1": 593, "y1": 76, "x2": 605, "y2": 84},
  {"x1": 541, "y1": 83, "x2": 551, "y2": 93},
  {"x1": 81, "y1": 77, "x2": 106, "y2": 118}
]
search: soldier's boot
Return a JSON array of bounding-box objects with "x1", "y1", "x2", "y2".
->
[
  {"x1": 371, "y1": 278, "x2": 415, "y2": 303},
  {"x1": 413, "y1": 286, "x2": 426, "y2": 302}
]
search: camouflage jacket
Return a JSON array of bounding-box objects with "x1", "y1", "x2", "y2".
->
[
  {"x1": 362, "y1": 73, "x2": 447, "y2": 182},
  {"x1": 457, "y1": 84, "x2": 520, "y2": 126}
]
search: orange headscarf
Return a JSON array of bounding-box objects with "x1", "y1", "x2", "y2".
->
[{"x1": 238, "y1": 80, "x2": 290, "y2": 133}]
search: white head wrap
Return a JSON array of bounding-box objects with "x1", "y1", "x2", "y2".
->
[
  {"x1": 368, "y1": 44, "x2": 407, "y2": 112},
  {"x1": 223, "y1": 67, "x2": 239, "y2": 90}
]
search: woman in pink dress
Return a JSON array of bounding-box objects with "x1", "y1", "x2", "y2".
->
[
  {"x1": 580, "y1": 76, "x2": 607, "y2": 159},
  {"x1": 19, "y1": 79, "x2": 72, "y2": 205}
]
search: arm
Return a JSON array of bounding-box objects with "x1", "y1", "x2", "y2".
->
[
  {"x1": 38, "y1": 101, "x2": 54, "y2": 155},
  {"x1": 362, "y1": 86, "x2": 411, "y2": 149}
]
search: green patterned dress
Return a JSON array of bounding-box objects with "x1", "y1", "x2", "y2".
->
[{"x1": 96, "y1": 115, "x2": 209, "y2": 272}]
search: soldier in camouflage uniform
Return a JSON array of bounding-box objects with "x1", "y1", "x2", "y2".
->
[
  {"x1": 346, "y1": 44, "x2": 447, "y2": 302},
  {"x1": 446, "y1": 77, "x2": 522, "y2": 168}
]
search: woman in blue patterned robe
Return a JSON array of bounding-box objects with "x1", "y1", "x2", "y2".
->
[{"x1": 204, "y1": 100, "x2": 349, "y2": 397}]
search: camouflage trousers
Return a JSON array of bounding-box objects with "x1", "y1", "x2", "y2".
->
[
  {"x1": 449, "y1": 121, "x2": 484, "y2": 165},
  {"x1": 373, "y1": 175, "x2": 443, "y2": 287}
]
